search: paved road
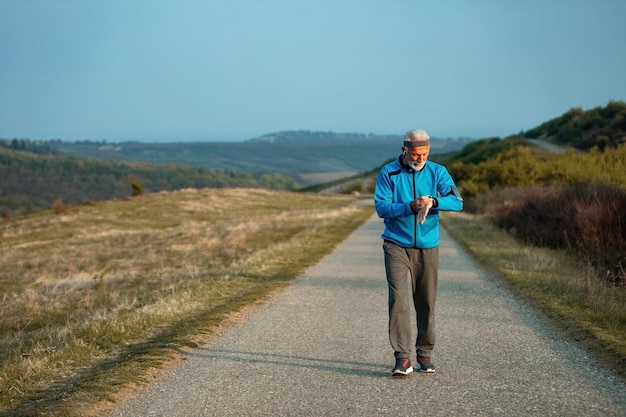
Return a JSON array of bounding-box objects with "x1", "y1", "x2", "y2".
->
[
  {"x1": 106, "y1": 212, "x2": 626, "y2": 417},
  {"x1": 527, "y1": 138, "x2": 568, "y2": 154}
]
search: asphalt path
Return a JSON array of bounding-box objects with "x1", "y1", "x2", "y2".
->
[
  {"x1": 106, "y1": 211, "x2": 626, "y2": 417},
  {"x1": 526, "y1": 138, "x2": 568, "y2": 154}
]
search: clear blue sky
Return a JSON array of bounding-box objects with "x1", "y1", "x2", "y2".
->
[{"x1": 1, "y1": 0, "x2": 625, "y2": 142}]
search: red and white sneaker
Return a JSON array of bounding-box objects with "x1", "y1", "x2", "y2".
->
[
  {"x1": 416, "y1": 354, "x2": 436, "y2": 373},
  {"x1": 392, "y1": 358, "x2": 413, "y2": 376}
]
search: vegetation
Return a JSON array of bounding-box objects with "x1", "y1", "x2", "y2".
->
[
  {"x1": 478, "y1": 184, "x2": 626, "y2": 283},
  {"x1": 0, "y1": 145, "x2": 298, "y2": 217},
  {"x1": 439, "y1": 143, "x2": 626, "y2": 284},
  {"x1": 428, "y1": 101, "x2": 626, "y2": 380},
  {"x1": 446, "y1": 144, "x2": 626, "y2": 198},
  {"x1": 524, "y1": 100, "x2": 626, "y2": 149},
  {"x1": 0, "y1": 188, "x2": 372, "y2": 416},
  {"x1": 1, "y1": 138, "x2": 59, "y2": 155}
]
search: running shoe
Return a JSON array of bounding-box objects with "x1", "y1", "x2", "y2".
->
[
  {"x1": 392, "y1": 358, "x2": 413, "y2": 376},
  {"x1": 416, "y1": 354, "x2": 436, "y2": 373}
]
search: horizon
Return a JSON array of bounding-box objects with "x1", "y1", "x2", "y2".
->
[{"x1": 0, "y1": 129, "x2": 486, "y2": 144}]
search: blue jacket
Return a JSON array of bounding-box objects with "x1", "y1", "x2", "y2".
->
[{"x1": 374, "y1": 155, "x2": 463, "y2": 248}]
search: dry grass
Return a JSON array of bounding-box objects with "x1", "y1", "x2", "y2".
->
[
  {"x1": 442, "y1": 212, "x2": 626, "y2": 381},
  {"x1": 0, "y1": 188, "x2": 373, "y2": 416}
]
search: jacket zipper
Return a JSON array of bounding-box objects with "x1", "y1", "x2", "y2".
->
[{"x1": 412, "y1": 170, "x2": 417, "y2": 248}]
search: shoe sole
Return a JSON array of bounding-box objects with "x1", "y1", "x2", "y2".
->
[{"x1": 391, "y1": 367, "x2": 413, "y2": 376}]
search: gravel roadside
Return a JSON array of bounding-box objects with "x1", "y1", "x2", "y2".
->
[{"x1": 105, "y1": 211, "x2": 626, "y2": 417}]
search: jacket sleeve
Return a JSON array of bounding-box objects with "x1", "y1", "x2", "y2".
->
[
  {"x1": 374, "y1": 167, "x2": 414, "y2": 219},
  {"x1": 435, "y1": 166, "x2": 464, "y2": 212}
]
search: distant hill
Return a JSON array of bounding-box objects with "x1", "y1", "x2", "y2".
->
[
  {"x1": 42, "y1": 131, "x2": 472, "y2": 185},
  {"x1": 0, "y1": 131, "x2": 470, "y2": 217},
  {"x1": 0, "y1": 145, "x2": 297, "y2": 217},
  {"x1": 247, "y1": 130, "x2": 403, "y2": 143}
]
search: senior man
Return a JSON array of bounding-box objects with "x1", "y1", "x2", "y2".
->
[{"x1": 374, "y1": 129, "x2": 463, "y2": 376}]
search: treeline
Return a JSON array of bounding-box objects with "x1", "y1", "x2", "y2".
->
[
  {"x1": 1, "y1": 137, "x2": 59, "y2": 155},
  {"x1": 0, "y1": 146, "x2": 298, "y2": 217},
  {"x1": 433, "y1": 101, "x2": 626, "y2": 284}
]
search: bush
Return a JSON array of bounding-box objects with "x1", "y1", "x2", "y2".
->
[
  {"x1": 127, "y1": 176, "x2": 144, "y2": 196},
  {"x1": 488, "y1": 185, "x2": 626, "y2": 285},
  {"x1": 456, "y1": 145, "x2": 626, "y2": 196},
  {"x1": 52, "y1": 199, "x2": 65, "y2": 214}
]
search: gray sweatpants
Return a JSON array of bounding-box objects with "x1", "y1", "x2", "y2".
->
[{"x1": 383, "y1": 240, "x2": 439, "y2": 360}]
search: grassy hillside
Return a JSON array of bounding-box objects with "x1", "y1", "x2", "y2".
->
[
  {"x1": 0, "y1": 145, "x2": 297, "y2": 218},
  {"x1": 524, "y1": 100, "x2": 626, "y2": 149},
  {"x1": 0, "y1": 188, "x2": 373, "y2": 416}
]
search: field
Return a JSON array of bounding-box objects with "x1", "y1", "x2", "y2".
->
[{"x1": 0, "y1": 188, "x2": 373, "y2": 416}]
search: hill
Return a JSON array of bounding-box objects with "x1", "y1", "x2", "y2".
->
[
  {"x1": 0, "y1": 145, "x2": 297, "y2": 217},
  {"x1": 524, "y1": 99, "x2": 626, "y2": 150},
  {"x1": 43, "y1": 131, "x2": 470, "y2": 184}
]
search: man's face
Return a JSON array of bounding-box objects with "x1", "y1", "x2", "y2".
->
[{"x1": 403, "y1": 145, "x2": 429, "y2": 170}]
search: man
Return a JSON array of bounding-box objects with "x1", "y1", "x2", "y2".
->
[{"x1": 374, "y1": 129, "x2": 463, "y2": 376}]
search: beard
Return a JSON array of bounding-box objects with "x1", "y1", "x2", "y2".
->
[{"x1": 403, "y1": 155, "x2": 425, "y2": 170}]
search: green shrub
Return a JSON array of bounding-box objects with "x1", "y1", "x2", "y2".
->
[{"x1": 457, "y1": 145, "x2": 626, "y2": 196}]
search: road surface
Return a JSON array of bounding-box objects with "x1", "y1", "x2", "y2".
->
[{"x1": 106, "y1": 212, "x2": 626, "y2": 417}]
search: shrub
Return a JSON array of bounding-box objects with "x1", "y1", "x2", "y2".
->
[
  {"x1": 490, "y1": 184, "x2": 626, "y2": 285},
  {"x1": 457, "y1": 146, "x2": 545, "y2": 194},
  {"x1": 127, "y1": 177, "x2": 144, "y2": 196},
  {"x1": 457, "y1": 144, "x2": 626, "y2": 194},
  {"x1": 52, "y1": 199, "x2": 65, "y2": 214}
]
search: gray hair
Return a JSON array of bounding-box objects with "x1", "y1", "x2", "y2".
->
[{"x1": 405, "y1": 129, "x2": 430, "y2": 141}]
